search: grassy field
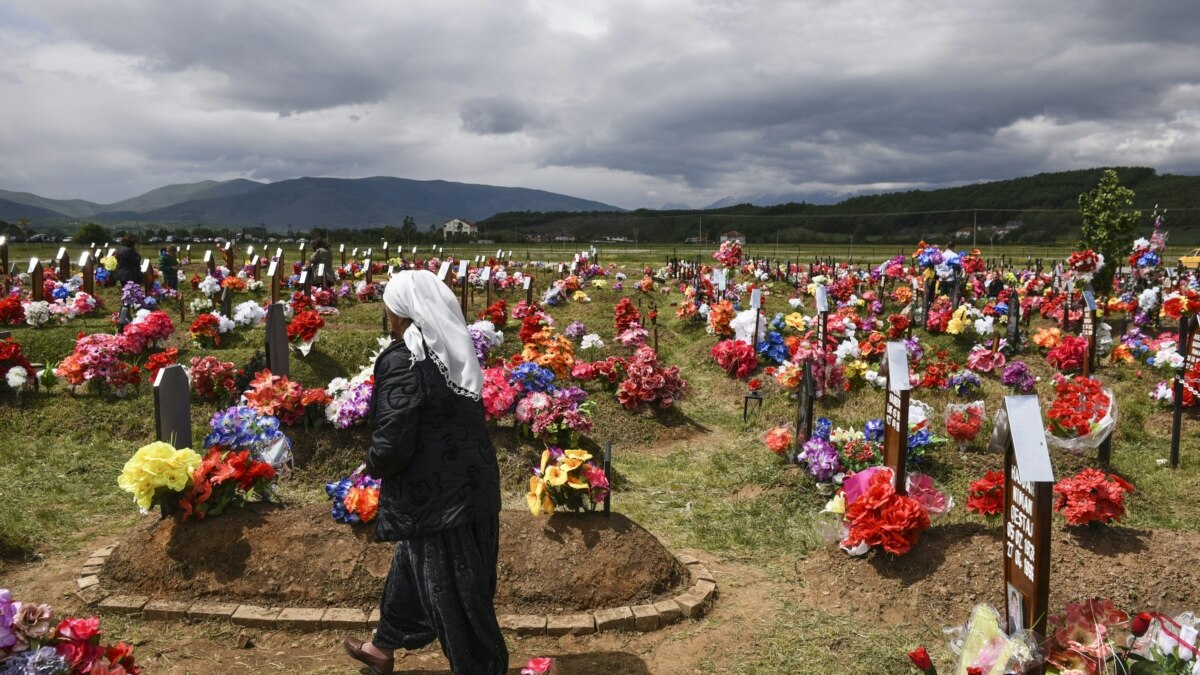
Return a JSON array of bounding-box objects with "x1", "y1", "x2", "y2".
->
[{"x1": 1, "y1": 251, "x2": 1198, "y2": 672}]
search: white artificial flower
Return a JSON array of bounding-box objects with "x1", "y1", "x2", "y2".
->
[
  {"x1": 190, "y1": 297, "x2": 214, "y2": 314},
  {"x1": 730, "y1": 308, "x2": 766, "y2": 346},
  {"x1": 198, "y1": 276, "x2": 221, "y2": 295},
  {"x1": 22, "y1": 301, "x2": 52, "y2": 327},
  {"x1": 973, "y1": 316, "x2": 994, "y2": 336},
  {"x1": 580, "y1": 333, "x2": 604, "y2": 350},
  {"x1": 834, "y1": 339, "x2": 859, "y2": 365},
  {"x1": 1138, "y1": 287, "x2": 1159, "y2": 312},
  {"x1": 6, "y1": 366, "x2": 27, "y2": 390},
  {"x1": 233, "y1": 300, "x2": 265, "y2": 327},
  {"x1": 788, "y1": 297, "x2": 803, "y2": 309},
  {"x1": 1132, "y1": 237, "x2": 1150, "y2": 250},
  {"x1": 211, "y1": 312, "x2": 236, "y2": 334}
]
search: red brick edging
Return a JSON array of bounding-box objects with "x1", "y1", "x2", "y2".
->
[{"x1": 76, "y1": 546, "x2": 716, "y2": 635}]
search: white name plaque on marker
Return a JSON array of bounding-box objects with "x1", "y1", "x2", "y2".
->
[
  {"x1": 458, "y1": 260, "x2": 469, "y2": 277},
  {"x1": 481, "y1": 267, "x2": 491, "y2": 282},
  {"x1": 437, "y1": 262, "x2": 450, "y2": 280},
  {"x1": 523, "y1": 277, "x2": 532, "y2": 290},
  {"x1": 750, "y1": 289, "x2": 762, "y2": 309},
  {"x1": 815, "y1": 286, "x2": 829, "y2": 313}
]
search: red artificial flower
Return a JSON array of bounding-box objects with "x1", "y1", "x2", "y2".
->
[
  {"x1": 287, "y1": 310, "x2": 325, "y2": 343},
  {"x1": 710, "y1": 339, "x2": 757, "y2": 379},
  {"x1": 1053, "y1": 468, "x2": 1132, "y2": 526},
  {"x1": 477, "y1": 299, "x2": 509, "y2": 329},
  {"x1": 1046, "y1": 376, "x2": 1110, "y2": 439},
  {"x1": 614, "y1": 297, "x2": 642, "y2": 334},
  {"x1": 1131, "y1": 612, "x2": 1153, "y2": 637},
  {"x1": 966, "y1": 470, "x2": 1004, "y2": 516},
  {"x1": 907, "y1": 646, "x2": 934, "y2": 672},
  {"x1": 144, "y1": 347, "x2": 180, "y2": 381},
  {"x1": 1046, "y1": 335, "x2": 1090, "y2": 373}
]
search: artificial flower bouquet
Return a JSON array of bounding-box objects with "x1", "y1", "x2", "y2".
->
[
  {"x1": 1053, "y1": 468, "x2": 1132, "y2": 526},
  {"x1": 1067, "y1": 248, "x2": 1104, "y2": 282},
  {"x1": 287, "y1": 309, "x2": 325, "y2": 356},
  {"x1": 1045, "y1": 375, "x2": 1116, "y2": 453},
  {"x1": 615, "y1": 345, "x2": 687, "y2": 410},
  {"x1": 243, "y1": 369, "x2": 331, "y2": 427},
  {"x1": 189, "y1": 312, "x2": 234, "y2": 349},
  {"x1": 965, "y1": 470, "x2": 1004, "y2": 518},
  {"x1": 713, "y1": 239, "x2": 743, "y2": 268},
  {"x1": 945, "y1": 401, "x2": 985, "y2": 450},
  {"x1": 707, "y1": 299, "x2": 736, "y2": 337},
  {"x1": 525, "y1": 447, "x2": 610, "y2": 516},
  {"x1": 1162, "y1": 289, "x2": 1200, "y2": 321},
  {"x1": 477, "y1": 299, "x2": 509, "y2": 329},
  {"x1": 614, "y1": 297, "x2": 641, "y2": 334},
  {"x1": 822, "y1": 466, "x2": 945, "y2": 557},
  {"x1": 520, "y1": 656, "x2": 559, "y2": 675},
  {"x1": 326, "y1": 464, "x2": 381, "y2": 524},
  {"x1": 468, "y1": 320, "x2": 504, "y2": 366},
  {"x1": 762, "y1": 426, "x2": 794, "y2": 455},
  {"x1": 1046, "y1": 335, "x2": 1090, "y2": 373},
  {"x1": 0, "y1": 589, "x2": 142, "y2": 674},
  {"x1": 711, "y1": 339, "x2": 757, "y2": 379},
  {"x1": 177, "y1": 447, "x2": 278, "y2": 520},
  {"x1": 189, "y1": 356, "x2": 238, "y2": 402},
  {"x1": 204, "y1": 405, "x2": 293, "y2": 475},
  {"x1": 0, "y1": 336, "x2": 36, "y2": 397},
  {"x1": 117, "y1": 441, "x2": 202, "y2": 515},
  {"x1": 941, "y1": 604, "x2": 1042, "y2": 675},
  {"x1": 54, "y1": 333, "x2": 143, "y2": 396},
  {"x1": 144, "y1": 347, "x2": 179, "y2": 382}
]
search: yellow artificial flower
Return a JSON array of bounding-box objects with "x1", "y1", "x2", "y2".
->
[
  {"x1": 845, "y1": 359, "x2": 868, "y2": 381},
  {"x1": 566, "y1": 473, "x2": 589, "y2": 490},
  {"x1": 784, "y1": 312, "x2": 806, "y2": 331},
  {"x1": 823, "y1": 493, "x2": 846, "y2": 515},
  {"x1": 527, "y1": 476, "x2": 552, "y2": 515},
  {"x1": 539, "y1": 450, "x2": 551, "y2": 475},
  {"x1": 572, "y1": 291, "x2": 591, "y2": 303},
  {"x1": 117, "y1": 441, "x2": 201, "y2": 511},
  {"x1": 101, "y1": 255, "x2": 117, "y2": 272},
  {"x1": 591, "y1": 279, "x2": 608, "y2": 290},
  {"x1": 544, "y1": 465, "x2": 569, "y2": 486},
  {"x1": 560, "y1": 449, "x2": 592, "y2": 470}
]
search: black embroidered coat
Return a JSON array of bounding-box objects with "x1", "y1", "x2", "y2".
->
[{"x1": 367, "y1": 340, "x2": 501, "y2": 540}]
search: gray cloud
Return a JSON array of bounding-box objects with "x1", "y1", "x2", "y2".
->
[{"x1": 1, "y1": 0, "x2": 1199, "y2": 208}]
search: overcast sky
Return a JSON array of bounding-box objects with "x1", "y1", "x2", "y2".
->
[{"x1": 2, "y1": 0, "x2": 1199, "y2": 209}]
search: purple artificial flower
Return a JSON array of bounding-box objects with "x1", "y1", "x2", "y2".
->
[
  {"x1": 1001, "y1": 360, "x2": 1036, "y2": 394},
  {"x1": 121, "y1": 281, "x2": 146, "y2": 308},
  {"x1": 564, "y1": 320, "x2": 588, "y2": 340},
  {"x1": 797, "y1": 437, "x2": 842, "y2": 482},
  {"x1": 903, "y1": 337, "x2": 925, "y2": 363},
  {"x1": 0, "y1": 589, "x2": 16, "y2": 650},
  {"x1": 468, "y1": 327, "x2": 492, "y2": 365}
]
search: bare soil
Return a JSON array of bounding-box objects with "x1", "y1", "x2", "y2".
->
[{"x1": 99, "y1": 505, "x2": 683, "y2": 614}]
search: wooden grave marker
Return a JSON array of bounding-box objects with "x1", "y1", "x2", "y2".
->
[
  {"x1": 1081, "y1": 288, "x2": 1098, "y2": 377},
  {"x1": 882, "y1": 341, "x2": 912, "y2": 494},
  {"x1": 815, "y1": 285, "x2": 829, "y2": 351},
  {"x1": 299, "y1": 242, "x2": 307, "y2": 264},
  {"x1": 742, "y1": 288, "x2": 765, "y2": 422},
  {"x1": 1170, "y1": 315, "x2": 1200, "y2": 468},
  {"x1": 523, "y1": 275, "x2": 533, "y2": 305},
  {"x1": 78, "y1": 252, "x2": 94, "y2": 297},
  {"x1": 1006, "y1": 291, "x2": 1021, "y2": 351},
  {"x1": 994, "y1": 395, "x2": 1054, "y2": 640},
  {"x1": 219, "y1": 287, "x2": 233, "y2": 318},
  {"x1": 794, "y1": 360, "x2": 816, "y2": 445},
  {"x1": 141, "y1": 260, "x2": 154, "y2": 293},
  {"x1": 481, "y1": 265, "x2": 492, "y2": 308},
  {"x1": 204, "y1": 250, "x2": 216, "y2": 276},
  {"x1": 0, "y1": 237, "x2": 7, "y2": 279},
  {"x1": 299, "y1": 270, "x2": 311, "y2": 295},
  {"x1": 153, "y1": 364, "x2": 192, "y2": 448},
  {"x1": 437, "y1": 261, "x2": 450, "y2": 283},
  {"x1": 316, "y1": 264, "x2": 328, "y2": 290},
  {"x1": 267, "y1": 260, "x2": 280, "y2": 304},
  {"x1": 458, "y1": 260, "x2": 469, "y2": 314},
  {"x1": 339, "y1": 244, "x2": 346, "y2": 266},
  {"x1": 56, "y1": 247, "x2": 71, "y2": 277},
  {"x1": 364, "y1": 258, "x2": 373, "y2": 285},
  {"x1": 264, "y1": 303, "x2": 289, "y2": 377},
  {"x1": 28, "y1": 259, "x2": 44, "y2": 301}
]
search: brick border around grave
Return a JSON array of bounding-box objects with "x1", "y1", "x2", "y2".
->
[{"x1": 76, "y1": 545, "x2": 717, "y2": 636}]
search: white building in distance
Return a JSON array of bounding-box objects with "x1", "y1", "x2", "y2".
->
[{"x1": 443, "y1": 218, "x2": 477, "y2": 239}]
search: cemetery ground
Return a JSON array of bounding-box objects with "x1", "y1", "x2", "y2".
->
[{"x1": 1, "y1": 248, "x2": 1200, "y2": 673}]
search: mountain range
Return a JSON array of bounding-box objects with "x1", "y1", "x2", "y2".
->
[{"x1": 0, "y1": 177, "x2": 622, "y2": 229}]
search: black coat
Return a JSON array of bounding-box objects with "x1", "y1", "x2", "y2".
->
[
  {"x1": 367, "y1": 340, "x2": 500, "y2": 540},
  {"x1": 114, "y1": 246, "x2": 142, "y2": 287}
]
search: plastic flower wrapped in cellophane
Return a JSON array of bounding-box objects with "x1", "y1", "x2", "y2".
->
[
  {"x1": 943, "y1": 604, "x2": 1042, "y2": 675},
  {"x1": 117, "y1": 441, "x2": 203, "y2": 514},
  {"x1": 526, "y1": 447, "x2": 609, "y2": 516},
  {"x1": 204, "y1": 405, "x2": 293, "y2": 477}
]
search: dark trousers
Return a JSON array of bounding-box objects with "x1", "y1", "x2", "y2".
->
[{"x1": 373, "y1": 516, "x2": 508, "y2": 674}]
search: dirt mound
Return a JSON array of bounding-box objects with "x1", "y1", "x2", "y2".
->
[
  {"x1": 794, "y1": 522, "x2": 1200, "y2": 627},
  {"x1": 100, "y1": 504, "x2": 683, "y2": 614}
]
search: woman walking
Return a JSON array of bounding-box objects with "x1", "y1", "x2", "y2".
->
[{"x1": 343, "y1": 270, "x2": 507, "y2": 675}]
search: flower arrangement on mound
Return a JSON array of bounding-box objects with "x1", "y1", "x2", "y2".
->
[
  {"x1": 0, "y1": 589, "x2": 142, "y2": 674},
  {"x1": 713, "y1": 239, "x2": 743, "y2": 268},
  {"x1": 1045, "y1": 375, "x2": 1115, "y2": 453},
  {"x1": 287, "y1": 310, "x2": 325, "y2": 356},
  {"x1": 711, "y1": 339, "x2": 757, "y2": 379},
  {"x1": 823, "y1": 466, "x2": 944, "y2": 557},
  {"x1": 326, "y1": 465, "x2": 380, "y2": 524},
  {"x1": 177, "y1": 447, "x2": 278, "y2": 520},
  {"x1": 614, "y1": 297, "x2": 641, "y2": 334},
  {"x1": 189, "y1": 356, "x2": 238, "y2": 402},
  {"x1": 55, "y1": 334, "x2": 142, "y2": 396},
  {"x1": 189, "y1": 312, "x2": 233, "y2": 348},
  {"x1": 0, "y1": 336, "x2": 36, "y2": 395},
  {"x1": 965, "y1": 470, "x2": 1004, "y2": 517},
  {"x1": 117, "y1": 441, "x2": 202, "y2": 514},
  {"x1": 478, "y1": 299, "x2": 509, "y2": 329},
  {"x1": 944, "y1": 401, "x2": 984, "y2": 450},
  {"x1": 1046, "y1": 335, "x2": 1090, "y2": 373},
  {"x1": 526, "y1": 447, "x2": 609, "y2": 516},
  {"x1": 1000, "y1": 360, "x2": 1037, "y2": 394},
  {"x1": 243, "y1": 370, "x2": 330, "y2": 427},
  {"x1": 615, "y1": 346, "x2": 687, "y2": 410},
  {"x1": 1053, "y1": 468, "x2": 1133, "y2": 526},
  {"x1": 707, "y1": 299, "x2": 735, "y2": 337}
]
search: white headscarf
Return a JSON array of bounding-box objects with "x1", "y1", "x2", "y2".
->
[{"x1": 383, "y1": 270, "x2": 482, "y2": 400}]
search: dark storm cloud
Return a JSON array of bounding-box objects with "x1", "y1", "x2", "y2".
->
[{"x1": 2, "y1": 0, "x2": 1200, "y2": 207}]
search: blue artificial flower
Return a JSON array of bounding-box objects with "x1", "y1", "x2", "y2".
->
[
  {"x1": 994, "y1": 302, "x2": 1009, "y2": 316},
  {"x1": 908, "y1": 428, "x2": 934, "y2": 449},
  {"x1": 814, "y1": 417, "x2": 832, "y2": 441},
  {"x1": 325, "y1": 477, "x2": 359, "y2": 524},
  {"x1": 2, "y1": 646, "x2": 67, "y2": 675},
  {"x1": 947, "y1": 371, "x2": 982, "y2": 397},
  {"x1": 95, "y1": 267, "x2": 111, "y2": 284},
  {"x1": 755, "y1": 331, "x2": 789, "y2": 365},
  {"x1": 52, "y1": 286, "x2": 70, "y2": 300},
  {"x1": 863, "y1": 419, "x2": 884, "y2": 442},
  {"x1": 769, "y1": 312, "x2": 786, "y2": 331},
  {"x1": 509, "y1": 362, "x2": 556, "y2": 393},
  {"x1": 205, "y1": 406, "x2": 284, "y2": 450}
]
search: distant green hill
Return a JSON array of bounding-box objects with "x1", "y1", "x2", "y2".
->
[
  {"x1": 0, "y1": 176, "x2": 622, "y2": 230},
  {"x1": 480, "y1": 167, "x2": 1200, "y2": 245}
]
